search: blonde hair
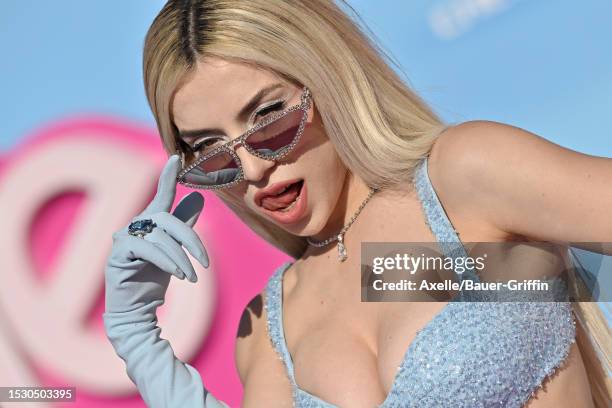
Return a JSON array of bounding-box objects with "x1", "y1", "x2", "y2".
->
[{"x1": 143, "y1": 1, "x2": 610, "y2": 405}]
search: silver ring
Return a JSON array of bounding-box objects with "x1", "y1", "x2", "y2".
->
[{"x1": 128, "y1": 218, "x2": 157, "y2": 238}]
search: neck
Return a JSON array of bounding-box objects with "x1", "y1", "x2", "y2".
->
[{"x1": 309, "y1": 170, "x2": 372, "y2": 243}]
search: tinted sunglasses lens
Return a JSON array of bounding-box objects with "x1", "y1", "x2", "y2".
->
[
  {"x1": 245, "y1": 109, "x2": 304, "y2": 159},
  {"x1": 181, "y1": 151, "x2": 240, "y2": 187}
]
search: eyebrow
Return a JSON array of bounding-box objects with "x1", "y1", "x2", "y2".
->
[{"x1": 178, "y1": 82, "x2": 285, "y2": 141}]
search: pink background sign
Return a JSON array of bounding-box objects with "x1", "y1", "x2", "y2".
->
[{"x1": 0, "y1": 116, "x2": 291, "y2": 407}]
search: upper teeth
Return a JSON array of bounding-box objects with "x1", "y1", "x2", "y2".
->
[{"x1": 276, "y1": 185, "x2": 290, "y2": 195}]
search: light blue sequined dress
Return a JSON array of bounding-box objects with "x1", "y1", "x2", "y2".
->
[{"x1": 263, "y1": 156, "x2": 576, "y2": 407}]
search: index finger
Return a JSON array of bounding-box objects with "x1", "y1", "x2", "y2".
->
[{"x1": 140, "y1": 154, "x2": 182, "y2": 216}]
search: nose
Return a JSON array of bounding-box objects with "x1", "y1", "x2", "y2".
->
[{"x1": 234, "y1": 145, "x2": 276, "y2": 183}]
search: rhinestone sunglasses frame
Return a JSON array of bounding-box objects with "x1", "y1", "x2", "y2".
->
[{"x1": 176, "y1": 86, "x2": 312, "y2": 190}]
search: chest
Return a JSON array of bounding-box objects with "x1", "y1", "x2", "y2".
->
[
  {"x1": 279, "y1": 284, "x2": 573, "y2": 407},
  {"x1": 278, "y1": 246, "x2": 570, "y2": 407},
  {"x1": 281, "y1": 261, "x2": 452, "y2": 406}
]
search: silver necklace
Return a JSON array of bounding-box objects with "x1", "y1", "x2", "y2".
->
[{"x1": 306, "y1": 187, "x2": 379, "y2": 262}]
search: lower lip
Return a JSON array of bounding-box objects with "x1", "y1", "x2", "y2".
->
[{"x1": 260, "y1": 180, "x2": 307, "y2": 225}]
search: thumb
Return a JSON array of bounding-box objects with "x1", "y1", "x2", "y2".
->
[
  {"x1": 141, "y1": 154, "x2": 181, "y2": 216},
  {"x1": 172, "y1": 191, "x2": 205, "y2": 227}
]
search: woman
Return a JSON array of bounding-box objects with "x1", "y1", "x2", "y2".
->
[{"x1": 103, "y1": 0, "x2": 611, "y2": 407}]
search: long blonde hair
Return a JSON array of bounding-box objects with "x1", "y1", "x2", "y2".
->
[{"x1": 142, "y1": 0, "x2": 610, "y2": 405}]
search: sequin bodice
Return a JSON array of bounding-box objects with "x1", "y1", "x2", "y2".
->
[{"x1": 264, "y1": 156, "x2": 576, "y2": 407}]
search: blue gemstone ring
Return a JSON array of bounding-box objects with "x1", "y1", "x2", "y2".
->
[{"x1": 128, "y1": 218, "x2": 157, "y2": 238}]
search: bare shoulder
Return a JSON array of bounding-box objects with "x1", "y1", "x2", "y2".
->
[
  {"x1": 428, "y1": 119, "x2": 545, "y2": 187},
  {"x1": 431, "y1": 119, "x2": 612, "y2": 245},
  {"x1": 428, "y1": 118, "x2": 586, "y2": 186},
  {"x1": 426, "y1": 120, "x2": 549, "y2": 238},
  {"x1": 235, "y1": 290, "x2": 292, "y2": 406}
]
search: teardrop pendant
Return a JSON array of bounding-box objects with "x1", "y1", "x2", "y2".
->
[{"x1": 337, "y1": 234, "x2": 347, "y2": 262}]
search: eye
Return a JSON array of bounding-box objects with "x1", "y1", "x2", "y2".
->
[
  {"x1": 192, "y1": 137, "x2": 222, "y2": 153},
  {"x1": 254, "y1": 100, "x2": 286, "y2": 122}
]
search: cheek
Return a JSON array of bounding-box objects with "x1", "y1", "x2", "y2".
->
[
  {"x1": 303, "y1": 130, "x2": 346, "y2": 180},
  {"x1": 300, "y1": 134, "x2": 348, "y2": 207}
]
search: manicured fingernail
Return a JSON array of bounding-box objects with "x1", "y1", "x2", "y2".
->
[{"x1": 198, "y1": 253, "x2": 209, "y2": 268}]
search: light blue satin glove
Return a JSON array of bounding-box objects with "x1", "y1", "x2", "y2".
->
[{"x1": 103, "y1": 154, "x2": 228, "y2": 408}]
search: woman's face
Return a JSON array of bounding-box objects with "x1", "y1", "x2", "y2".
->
[{"x1": 171, "y1": 57, "x2": 348, "y2": 237}]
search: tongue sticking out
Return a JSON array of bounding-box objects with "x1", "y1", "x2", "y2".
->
[{"x1": 261, "y1": 181, "x2": 303, "y2": 211}]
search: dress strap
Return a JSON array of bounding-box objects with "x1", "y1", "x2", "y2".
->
[
  {"x1": 413, "y1": 156, "x2": 477, "y2": 280},
  {"x1": 264, "y1": 262, "x2": 297, "y2": 385}
]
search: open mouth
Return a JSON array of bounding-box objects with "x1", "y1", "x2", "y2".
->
[{"x1": 260, "y1": 179, "x2": 304, "y2": 212}]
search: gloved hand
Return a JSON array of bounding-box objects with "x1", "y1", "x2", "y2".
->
[{"x1": 103, "y1": 154, "x2": 228, "y2": 408}]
